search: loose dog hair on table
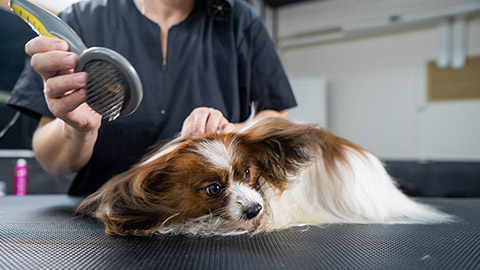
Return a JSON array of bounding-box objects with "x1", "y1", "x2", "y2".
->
[{"x1": 76, "y1": 117, "x2": 453, "y2": 236}]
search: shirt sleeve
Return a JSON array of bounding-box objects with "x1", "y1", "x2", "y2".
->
[
  {"x1": 239, "y1": 18, "x2": 297, "y2": 112},
  {"x1": 7, "y1": 61, "x2": 54, "y2": 119}
]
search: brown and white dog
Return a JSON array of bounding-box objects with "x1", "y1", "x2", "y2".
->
[{"x1": 77, "y1": 117, "x2": 452, "y2": 236}]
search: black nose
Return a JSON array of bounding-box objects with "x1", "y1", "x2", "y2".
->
[{"x1": 244, "y1": 203, "x2": 263, "y2": 219}]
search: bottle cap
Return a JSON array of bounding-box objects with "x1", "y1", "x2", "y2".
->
[{"x1": 16, "y1": 159, "x2": 27, "y2": 166}]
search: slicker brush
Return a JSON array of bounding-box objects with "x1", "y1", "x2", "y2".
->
[{"x1": 10, "y1": 0, "x2": 143, "y2": 121}]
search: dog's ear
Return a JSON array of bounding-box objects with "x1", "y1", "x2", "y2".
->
[
  {"x1": 76, "y1": 161, "x2": 177, "y2": 236},
  {"x1": 238, "y1": 117, "x2": 322, "y2": 190}
]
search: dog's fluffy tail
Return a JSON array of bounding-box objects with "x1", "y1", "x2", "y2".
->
[
  {"x1": 331, "y1": 148, "x2": 454, "y2": 224},
  {"x1": 265, "y1": 146, "x2": 454, "y2": 228},
  {"x1": 331, "y1": 148, "x2": 453, "y2": 224}
]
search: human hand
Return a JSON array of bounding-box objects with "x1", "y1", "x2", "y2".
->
[
  {"x1": 26, "y1": 36, "x2": 101, "y2": 133},
  {"x1": 181, "y1": 107, "x2": 235, "y2": 138}
]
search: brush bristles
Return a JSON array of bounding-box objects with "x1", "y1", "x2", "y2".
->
[{"x1": 84, "y1": 60, "x2": 127, "y2": 121}]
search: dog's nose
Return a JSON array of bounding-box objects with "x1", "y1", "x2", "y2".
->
[{"x1": 244, "y1": 203, "x2": 263, "y2": 219}]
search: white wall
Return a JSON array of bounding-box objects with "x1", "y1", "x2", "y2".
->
[
  {"x1": 287, "y1": 75, "x2": 327, "y2": 127},
  {"x1": 278, "y1": 1, "x2": 480, "y2": 161}
]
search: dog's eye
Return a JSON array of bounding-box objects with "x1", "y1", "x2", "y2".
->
[
  {"x1": 205, "y1": 184, "x2": 224, "y2": 198},
  {"x1": 243, "y1": 168, "x2": 250, "y2": 180}
]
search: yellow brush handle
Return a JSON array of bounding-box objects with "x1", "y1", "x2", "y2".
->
[
  {"x1": 10, "y1": 3, "x2": 56, "y2": 38},
  {"x1": 9, "y1": 0, "x2": 87, "y2": 54}
]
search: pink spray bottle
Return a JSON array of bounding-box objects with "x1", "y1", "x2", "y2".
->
[{"x1": 14, "y1": 158, "x2": 28, "y2": 196}]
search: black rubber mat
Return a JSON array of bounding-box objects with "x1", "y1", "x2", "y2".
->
[{"x1": 0, "y1": 195, "x2": 479, "y2": 269}]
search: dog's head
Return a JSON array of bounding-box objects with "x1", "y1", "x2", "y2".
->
[{"x1": 76, "y1": 117, "x2": 321, "y2": 235}]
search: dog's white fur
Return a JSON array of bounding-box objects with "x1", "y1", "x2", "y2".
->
[{"x1": 264, "y1": 149, "x2": 450, "y2": 228}]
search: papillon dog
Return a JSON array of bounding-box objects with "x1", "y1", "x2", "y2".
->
[{"x1": 77, "y1": 117, "x2": 452, "y2": 236}]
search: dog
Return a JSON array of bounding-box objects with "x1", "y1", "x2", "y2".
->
[{"x1": 76, "y1": 117, "x2": 453, "y2": 236}]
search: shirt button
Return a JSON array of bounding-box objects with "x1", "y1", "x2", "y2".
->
[{"x1": 161, "y1": 109, "x2": 166, "y2": 114}]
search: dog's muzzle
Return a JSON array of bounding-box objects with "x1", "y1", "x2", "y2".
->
[{"x1": 244, "y1": 203, "x2": 263, "y2": 219}]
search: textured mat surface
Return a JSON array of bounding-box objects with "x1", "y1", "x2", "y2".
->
[{"x1": 0, "y1": 195, "x2": 479, "y2": 270}]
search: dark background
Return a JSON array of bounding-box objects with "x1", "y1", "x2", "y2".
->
[{"x1": 0, "y1": 8, "x2": 38, "y2": 150}]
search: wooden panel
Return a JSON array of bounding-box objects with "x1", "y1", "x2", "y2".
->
[{"x1": 428, "y1": 56, "x2": 480, "y2": 101}]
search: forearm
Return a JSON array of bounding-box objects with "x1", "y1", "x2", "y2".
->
[
  {"x1": 233, "y1": 109, "x2": 288, "y2": 130},
  {"x1": 253, "y1": 109, "x2": 288, "y2": 119},
  {"x1": 33, "y1": 117, "x2": 98, "y2": 176}
]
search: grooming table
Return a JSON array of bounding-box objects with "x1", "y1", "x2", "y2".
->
[{"x1": 0, "y1": 195, "x2": 479, "y2": 269}]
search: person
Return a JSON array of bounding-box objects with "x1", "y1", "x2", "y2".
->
[{"x1": 8, "y1": 0, "x2": 297, "y2": 196}]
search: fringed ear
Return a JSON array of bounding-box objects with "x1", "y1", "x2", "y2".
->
[
  {"x1": 238, "y1": 117, "x2": 322, "y2": 191},
  {"x1": 75, "y1": 161, "x2": 178, "y2": 236}
]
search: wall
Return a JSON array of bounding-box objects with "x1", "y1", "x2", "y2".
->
[
  {"x1": 278, "y1": 2, "x2": 480, "y2": 161},
  {"x1": 287, "y1": 75, "x2": 327, "y2": 127}
]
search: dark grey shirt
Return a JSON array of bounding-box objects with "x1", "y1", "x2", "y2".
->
[{"x1": 8, "y1": 0, "x2": 296, "y2": 196}]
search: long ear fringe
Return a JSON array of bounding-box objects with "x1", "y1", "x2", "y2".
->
[
  {"x1": 75, "y1": 167, "x2": 176, "y2": 235},
  {"x1": 239, "y1": 117, "x2": 322, "y2": 191},
  {"x1": 75, "y1": 193, "x2": 101, "y2": 217}
]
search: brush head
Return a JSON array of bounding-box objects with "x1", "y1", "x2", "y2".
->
[{"x1": 76, "y1": 47, "x2": 143, "y2": 121}]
